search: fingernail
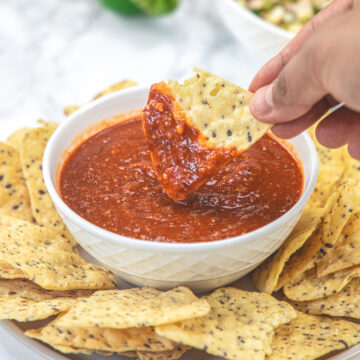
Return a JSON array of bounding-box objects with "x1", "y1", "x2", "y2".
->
[{"x1": 251, "y1": 83, "x2": 274, "y2": 116}]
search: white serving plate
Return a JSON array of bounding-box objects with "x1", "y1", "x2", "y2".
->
[{"x1": 1, "y1": 96, "x2": 359, "y2": 360}]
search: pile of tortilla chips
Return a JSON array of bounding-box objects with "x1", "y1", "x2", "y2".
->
[
  {"x1": 253, "y1": 123, "x2": 360, "y2": 324},
  {"x1": 23, "y1": 286, "x2": 360, "y2": 360},
  {"x1": 1, "y1": 81, "x2": 360, "y2": 360}
]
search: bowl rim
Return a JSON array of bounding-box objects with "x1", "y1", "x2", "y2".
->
[
  {"x1": 221, "y1": 0, "x2": 294, "y2": 41},
  {"x1": 43, "y1": 85, "x2": 318, "y2": 253}
]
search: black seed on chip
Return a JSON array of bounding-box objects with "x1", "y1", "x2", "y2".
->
[
  {"x1": 38, "y1": 189, "x2": 46, "y2": 195},
  {"x1": 212, "y1": 131, "x2": 216, "y2": 138},
  {"x1": 247, "y1": 132, "x2": 252, "y2": 142},
  {"x1": 221, "y1": 83, "x2": 225, "y2": 87},
  {"x1": 0, "y1": 175, "x2": 3, "y2": 181},
  {"x1": 5, "y1": 183, "x2": 12, "y2": 189},
  {"x1": 227, "y1": 130, "x2": 232, "y2": 137},
  {"x1": 204, "y1": 123, "x2": 208, "y2": 128},
  {"x1": 202, "y1": 99, "x2": 209, "y2": 105}
]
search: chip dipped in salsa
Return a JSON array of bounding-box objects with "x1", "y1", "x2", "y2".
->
[{"x1": 58, "y1": 112, "x2": 304, "y2": 243}]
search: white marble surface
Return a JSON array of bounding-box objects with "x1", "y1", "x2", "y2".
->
[{"x1": 0, "y1": 0, "x2": 265, "y2": 358}]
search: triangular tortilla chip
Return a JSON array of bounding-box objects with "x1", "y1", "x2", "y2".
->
[
  {"x1": 19, "y1": 126, "x2": 76, "y2": 246},
  {"x1": 156, "y1": 287, "x2": 296, "y2": 360},
  {"x1": 0, "y1": 278, "x2": 92, "y2": 321},
  {"x1": 56, "y1": 286, "x2": 210, "y2": 329},
  {"x1": 291, "y1": 278, "x2": 360, "y2": 319},
  {"x1": 268, "y1": 311, "x2": 360, "y2": 360},
  {"x1": 0, "y1": 142, "x2": 33, "y2": 222},
  {"x1": 0, "y1": 218, "x2": 117, "y2": 290},
  {"x1": 284, "y1": 265, "x2": 360, "y2": 301},
  {"x1": 317, "y1": 210, "x2": 360, "y2": 277},
  {"x1": 253, "y1": 206, "x2": 324, "y2": 293},
  {"x1": 26, "y1": 314, "x2": 176, "y2": 353},
  {"x1": 142, "y1": 68, "x2": 272, "y2": 200},
  {"x1": 307, "y1": 125, "x2": 347, "y2": 208}
]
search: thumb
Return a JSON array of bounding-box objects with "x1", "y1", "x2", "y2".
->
[{"x1": 250, "y1": 6, "x2": 360, "y2": 124}]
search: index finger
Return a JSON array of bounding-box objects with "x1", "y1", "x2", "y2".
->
[{"x1": 249, "y1": 0, "x2": 357, "y2": 92}]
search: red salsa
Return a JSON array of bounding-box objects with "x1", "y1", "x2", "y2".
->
[{"x1": 59, "y1": 115, "x2": 304, "y2": 243}]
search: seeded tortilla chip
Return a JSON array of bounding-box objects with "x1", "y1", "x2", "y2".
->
[
  {"x1": 0, "y1": 278, "x2": 92, "y2": 321},
  {"x1": 0, "y1": 260, "x2": 25, "y2": 279},
  {"x1": 253, "y1": 207, "x2": 324, "y2": 294},
  {"x1": 26, "y1": 314, "x2": 176, "y2": 353},
  {"x1": 0, "y1": 142, "x2": 33, "y2": 222},
  {"x1": 317, "y1": 210, "x2": 360, "y2": 277},
  {"x1": 291, "y1": 278, "x2": 360, "y2": 318},
  {"x1": 136, "y1": 345, "x2": 189, "y2": 360},
  {"x1": 63, "y1": 80, "x2": 137, "y2": 117},
  {"x1": 0, "y1": 221, "x2": 117, "y2": 290},
  {"x1": 156, "y1": 287, "x2": 296, "y2": 360},
  {"x1": 36, "y1": 119, "x2": 58, "y2": 131},
  {"x1": 25, "y1": 336, "x2": 93, "y2": 355},
  {"x1": 63, "y1": 105, "x2": 80, "y2": 117},
  {"x1": 268, "y1": 311, "x2": 360, "y2": 360},
  {"x1": 0, "y1": 214, "x2": 75, "y2": 249},
  {"x1": 284, "y1": 265, "x2": 360, "y2": 301},
  {"x1": 56, "y1": 286, "x2": 210, "y2": 329},
  {"x1": 307, "y1": 126, "x2": 347, "y2": 208},
  {"x1": 19, "y1": 127, "x2": 76, "y2": 245},
  {"x1": 143, "y1": 68, "x2": 272, "y2": 200},
  {"x1": 6, "y1": 128, "x2": 29, "y2": 151},
  {"x1": 277, "y1": 184, "x2": 355, "y2": 289},
  {"x1": 93, "y1": 80, "x2": 138, "y2": 100}
]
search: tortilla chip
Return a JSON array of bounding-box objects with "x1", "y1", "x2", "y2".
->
[
  {"x1": 136, "y1": 345, "x2": 189, "y2": 360},
  {"x1": 19, "y1": 127, "x2": 76, "y2": 245},
  {"x1": 156, "y1": 287, "x2": 296, "y2": 360},
  {"x1": 277, "y1": 184, "x2": 356, "y2": 289},
  {"x1": 6, "y1": 128, "x2": 29, "y2": 151},
  {"x1": 253, "y1": 207, "x2": 324, "y2": 293},
  {"x1": 56, "y1": 286, "x2": 209, "y2": 329},
  {"x1": 0, "y1": 142, "x2": 33, "y2": 222},
  {"x1": 0, "y1": 278, "x2": 92, "y2": 321},
  {"x1": 143, "y1": 68, "x2": 271, "y2": 200},
  {"x1": 268, "y1": 311, "x2": 360, "y2": 360},
  {"x1": 307, "y1": 126, "x2": 347, "y2": 208},
  {"x1": 63, "y1": 80, "x2": 137, "y2": 117},
  {"x1": 284, "y1": 265, "x2": 360, "y2": 301},
  {"x1": 26, "y1": 315, "x2": 176, "y2": 353},
  {"x1": 317, "y1": 210, "x2": 360, "y2": 277},
  {"x1": 63, "y1": 106, "x2": 80, "y2": 117},
  {"x1": 36, "y1": 119, "x2": 58, "y2": 132},
  {"x1": 0, "y1": 260, "x2": 25, "y2": 279},
  {"x1": 291, "y1": 278, "x2": 360, "y2": 319},
  {"x1": 93, "y1": 80, "x2": 138, "y2": 100},
  {"x1": 27, "y1": 337, "x2": 93, "y2": 355},
  {"x1": 0, "y1": 220, "x2": 117, "y2": 290}
]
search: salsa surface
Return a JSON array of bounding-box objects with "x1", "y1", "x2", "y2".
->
[{"x1": 59, "y1": 116, "x2": 303, "y2": 243}]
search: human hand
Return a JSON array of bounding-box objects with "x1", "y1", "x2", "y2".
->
[{"x1": 249, "y1": 0, "x2": 360, "y2": 159}]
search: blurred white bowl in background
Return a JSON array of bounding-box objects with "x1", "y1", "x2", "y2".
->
[{"x1": 217, "y1": 0, "x2": 294, "y2": 61}]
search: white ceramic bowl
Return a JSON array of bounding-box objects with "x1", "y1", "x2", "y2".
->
[
  {"x1": 43, "y1": 85, "x2": 318, "y2": 293},
  {"x1": 217, "y1": 0, "x2": 294, "y2": 61}
]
